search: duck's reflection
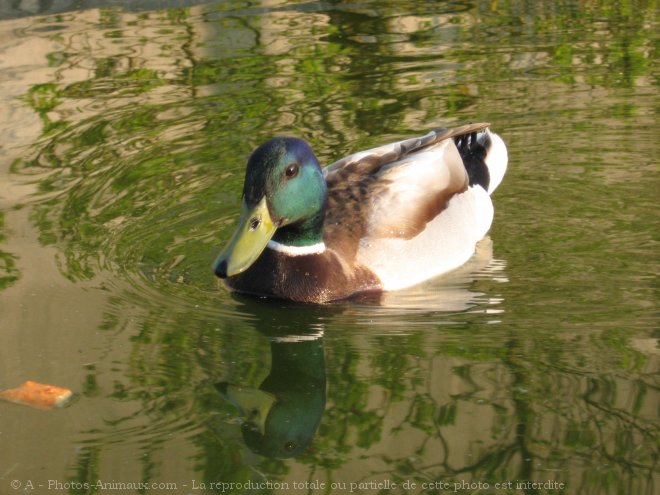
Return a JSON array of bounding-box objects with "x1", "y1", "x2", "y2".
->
[{"x1": 215, "y1": 305, "x2": 326, "y2": 459}]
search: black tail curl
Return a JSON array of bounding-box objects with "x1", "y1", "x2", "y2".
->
[{"x1": 455, "y1": 131, "x2": 491, "y2": 191}]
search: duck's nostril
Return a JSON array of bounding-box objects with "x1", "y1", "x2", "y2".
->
[
  {"x1": 249, "y1": 217, "x2": 261, "y2": 231},
  {"x1": 215, "y1": 260, "x2": 228, "y2": 278}
]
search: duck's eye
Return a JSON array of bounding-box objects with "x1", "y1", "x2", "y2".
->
[
  {"x1": 285, "y1": 163, "x2": 299, "y2": 178},
  {"x1": 284, "y1": 441, "x2": 297, "y2": 452}
]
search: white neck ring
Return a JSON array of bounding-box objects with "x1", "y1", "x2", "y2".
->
[{"x1": 267, "y1": 240, "x2": 326, "y2": 256}]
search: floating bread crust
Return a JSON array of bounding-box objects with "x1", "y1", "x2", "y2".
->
[{"x1": 0, "y1": 380, "x2": 73, "y2": 409}]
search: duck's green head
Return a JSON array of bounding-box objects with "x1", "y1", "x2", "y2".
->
[{"x1": 214, "y1": 137, "x2": 327, "y2": 278}]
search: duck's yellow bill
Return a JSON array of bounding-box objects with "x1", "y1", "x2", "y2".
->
[
  {"x1": 216, "y1": 383, "x2": 276, "y2": 435},
  {"x1": 214, "y1": 197, "x2": 276, "y2": 278}
]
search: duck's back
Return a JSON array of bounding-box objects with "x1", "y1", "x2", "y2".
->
[{"x1": 322, "y1": 124, "x2": 507, "y2": 291}]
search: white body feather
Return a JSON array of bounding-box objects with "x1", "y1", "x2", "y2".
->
[{"x1": 358, "y1": 185, "x2": 493, "y2": 290}]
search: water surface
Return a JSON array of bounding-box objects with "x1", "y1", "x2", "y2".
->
[{"x1": 0, "y1": 1, "x2": 657, "y2": 494}]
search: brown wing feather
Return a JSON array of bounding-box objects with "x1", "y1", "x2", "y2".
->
[{"x1": 322, "y1": 123, "x2": 490, "y2": 262}]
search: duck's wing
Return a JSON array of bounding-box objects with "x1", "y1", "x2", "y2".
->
[
  {"x1": 322, "y1": 123, "x2": 490, "y2": 260},
  {"x1": 323, "y1": 123, "x2": 490, "y2": 177}
]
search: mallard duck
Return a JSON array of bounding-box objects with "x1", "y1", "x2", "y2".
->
[{"x1": 214, "y1": 123, "x2": 507, "y2": 303}]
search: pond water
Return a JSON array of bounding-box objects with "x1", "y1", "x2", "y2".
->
[{"x1": 0, "y1": 1, "x2": 657, "y2": 494}]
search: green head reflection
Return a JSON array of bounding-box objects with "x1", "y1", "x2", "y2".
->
[{"x1": 216, "y1": 330, "x2": 326, "y2": 459}]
